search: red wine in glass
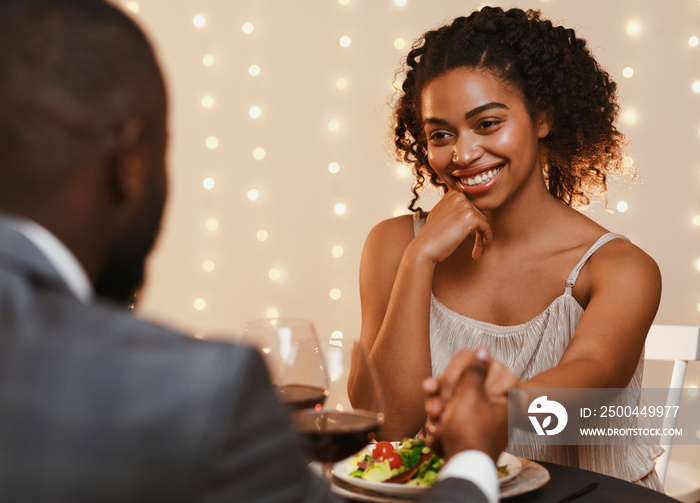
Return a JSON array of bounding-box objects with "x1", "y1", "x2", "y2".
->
[
  {"x1": 292, "y1": 409, "x2": 381, "y2": 464},
  {"x1": 275, "y1": 384, "x2": 328, "y2": 411}
]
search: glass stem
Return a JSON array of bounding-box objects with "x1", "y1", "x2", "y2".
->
[{"x1": 323, "y1": 462, "x2": 333, "y2": 482}]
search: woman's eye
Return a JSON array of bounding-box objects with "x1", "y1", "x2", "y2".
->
[
  {"x1": 429, "y1": 131, "x2": 450, "y2": 141},
  {"x1": 478, "y1": 119, "x2": 502, "y2": 130}
]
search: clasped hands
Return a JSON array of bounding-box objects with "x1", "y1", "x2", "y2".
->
[{"x1": 422, "y1": 348, "x2": 517, "y2": 463}]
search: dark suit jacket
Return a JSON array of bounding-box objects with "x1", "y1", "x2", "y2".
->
[{"x1": 0, "y1": 219, "x2": 488, "y2": 502}]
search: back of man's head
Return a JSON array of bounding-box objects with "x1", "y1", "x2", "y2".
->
[{"x1": 0, "y1": 0, "x2": 165, "y2": 212}]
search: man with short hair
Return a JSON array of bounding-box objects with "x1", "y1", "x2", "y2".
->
[{"x1": 0, "y1": 1, "x2": 506, "y2": 502}]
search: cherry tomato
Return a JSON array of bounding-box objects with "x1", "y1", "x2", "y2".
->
[
  {"x1": 372, "y1": 441, "x2": 395, "y2": 460},
  {"x1": 385, "y1": 452, "x2": 404, "y2": 470}
]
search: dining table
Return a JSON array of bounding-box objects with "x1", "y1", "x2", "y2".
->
[{"x1": 333, "y1": 459, "x2": 682, "y2": 502}]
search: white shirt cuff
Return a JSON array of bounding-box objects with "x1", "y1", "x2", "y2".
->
[{"x1": 438, "y1": 450, "x2": 498, "y2": 503}]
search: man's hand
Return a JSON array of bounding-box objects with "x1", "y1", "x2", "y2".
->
[{"x1": 422, "y1": 348, "x2": 513, "y2": 462}]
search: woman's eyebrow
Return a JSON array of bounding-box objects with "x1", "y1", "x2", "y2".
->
[
  {"x1": 465, "y1": 102, "x2": 509, "y2": 120},
  {"x1": 423, "y1": 102, "x2": 509, "y2": 125}
]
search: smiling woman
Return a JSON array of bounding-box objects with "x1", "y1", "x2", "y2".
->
[
  {"x1": 348, "y1": 6, "x2": 664, "y2": 493},
  {"x1": 421, "y1": 69, "x2": 550, "y2": 209}
]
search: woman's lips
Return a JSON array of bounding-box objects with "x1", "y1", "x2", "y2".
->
[{"x1": 456, "y1": 164, "x2": 504, "y2": 195}]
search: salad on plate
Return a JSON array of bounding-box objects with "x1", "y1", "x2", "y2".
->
[
  {"x1": 348, "y1": 439, "x2": 443, "y2": 486},
  {"x1": 333, "y1": 440, "x2": 520, "y2": 498}
]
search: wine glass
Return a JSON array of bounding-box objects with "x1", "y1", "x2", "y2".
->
[
  {"x1": 290, "y1": 342, "x2": 385, "y2": 481},
  {"x1": 242, "y1": 318, "x2": 329, "y2": 411}
]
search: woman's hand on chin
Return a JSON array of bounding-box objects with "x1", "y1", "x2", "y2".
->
[{"x1": 414, "y1": 190, "x2": 493, "y2": 264}]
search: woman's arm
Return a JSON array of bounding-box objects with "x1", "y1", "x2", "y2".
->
[
  {"x1": 348, "y1": 215, "x2": 434, "y2": 439},
  {"x1": 521, "y1": 239, "x2": 662, "y2": 391},
  {"x1": 348, "y1": 192, "x2": 492, "y2": 439}
]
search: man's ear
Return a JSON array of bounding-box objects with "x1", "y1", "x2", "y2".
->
[{"x1": 104, "y1": 118, "x2": 147, "y2": 206}]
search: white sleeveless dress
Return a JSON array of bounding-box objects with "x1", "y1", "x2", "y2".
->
[{"x1": 414, "y1": 214, "x2": 664, "y2": 491}]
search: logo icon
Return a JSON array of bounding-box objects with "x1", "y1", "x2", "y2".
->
[{"x1": 528, "y1": 396, "x2": 568, "y2": 436}]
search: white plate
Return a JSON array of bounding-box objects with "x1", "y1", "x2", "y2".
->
[
  {"x1": 496, "y1": 452, "x2": 522, "y2": 485},
  {"x1": 332, "y1": 445, "x2": 522, "y2": 498}
]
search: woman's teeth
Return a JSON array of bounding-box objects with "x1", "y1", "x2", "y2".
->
[{"x1": 461, "y1": 166, "x2": 503, "y2": 187}]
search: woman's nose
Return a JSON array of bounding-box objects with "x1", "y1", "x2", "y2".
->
[{"x1": 452, "y1": 137, "x2": 483, "y2": 165}]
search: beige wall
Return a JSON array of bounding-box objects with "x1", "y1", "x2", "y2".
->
[{"x1": 120, "y1": 0, "x2": 699, "y2": 465}]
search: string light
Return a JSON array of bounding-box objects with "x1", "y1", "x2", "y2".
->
[
  {"x1": 616, "y1": 201, "x2": 629, "y2": 213},
  {"x1": 622, "y1": 109, "x2": 638, "y2": 124},
  {"x1": 268, "y1": 268, "x2": 281, "y2": 281},
  {"x1": 332, "y1": 246, "x2": 344, "y2": 258},
  {"x1": 622, "y1": 67, "x2": 634, "y2": 78},
  {"x1": 247, "y1": 189, "x2": 260, "y2": 201},
  {"x1": 328, "y1": 162, "x2": 340, "y2": 174},
  {"x1": 334, "y1": 203, "x2": 346, "y2": 215},
  {"x1": 248, "y1": 64, "x2": 261, "y2": 76},
  {"x1": 249, "y1": 106, "x2": 261, "y2": 118},
  {"x1": 193, "y1": 298, "x2": 206, "y2": 310},
  {"x1": 202, "y1": 55, "x2": 215, "y2": 67},
  {"x1": 202, "y1": 177, "x2": 215, "y2": 190},
  {"x1": 330, "y1": 288, "x2": 342, "y2": 300},
  {"x1": 394, "y1": 38, "x2": 406, "y2": 50},
  {"x1": 242, "y1": 22, "x2": 254, "y2": 35},
  {"x1": 339, "y1": 36, "x2": 351, "y2": 48},
  {"x1": 206, "y1": 136, "x2": 218, "y2": 149},
  {"x1": 327, "y1": 119, "x2": 340, "y2": 132},
  {"x1": 193, "y1": 15, "x2": 205, "y2": 28},
  {"x1": 205, "y1": 219, "x2": 218, "y2": 232},
  {"x1": 201, "y1": 95, "x2": 214, "y2": 108},
  {"x1": 626, "y1": 21, "x2": 641, "y2": 37},
  {"x1": 256, "y1": 230, "x2": 269, "y2": 242},
  {"x1": 253, "y1": 147, "x2": 266, "y2": 160},
  {"x1": 202, "y1": 260, "x2": 215, "y2": 272},
  {"x1": 396, "y1": 164, "x2": 412, "y2": 179}
]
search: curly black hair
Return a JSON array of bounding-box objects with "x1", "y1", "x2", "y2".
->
[{"x1": 394, "y1": 7, "x2": 629, "y2": 213}]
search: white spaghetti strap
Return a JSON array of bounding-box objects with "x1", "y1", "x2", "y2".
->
[{"x1": 565, "y1": 232, "x2": 629, "y2": 293}]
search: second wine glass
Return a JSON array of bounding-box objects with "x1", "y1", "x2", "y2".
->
[
  {"x1": 243, "y1": 318, "x2": 329, "y2": 411},
  {"x1": 290, "y1": 342, "x2": 385, "y2": 481}
]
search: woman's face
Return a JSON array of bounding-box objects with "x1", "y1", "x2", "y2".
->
[{"x1": 420, "y1": 67, "x2": 550, "y2": 211}]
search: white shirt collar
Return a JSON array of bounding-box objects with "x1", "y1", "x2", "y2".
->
[{"x1": 4, "y1": 216, "x2": 93, "y2": 303}]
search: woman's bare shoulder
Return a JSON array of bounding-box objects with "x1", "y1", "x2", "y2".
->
[
  {"x1": 364, "y1": 214, "x2": 416, "y2": 248},
  {"x1": 587, "y1": 236, "x2": 661, "y2": 293},
  {"x1": 361, "y1": 214, "x2": 417, "y2": 274}
]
